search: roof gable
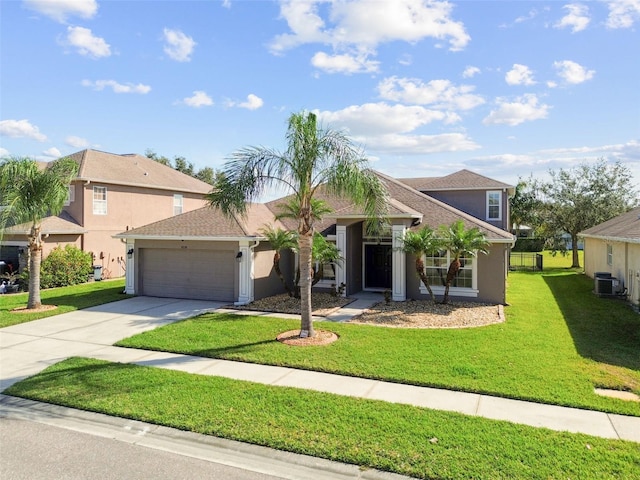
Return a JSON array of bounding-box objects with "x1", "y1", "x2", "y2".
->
[
  {"x1": 66, "y1": 149, "x2": 212, "y2": 194},
  {"x1": 400, "y1": 169, "x2": 513, "y2": 192},
  {"x1": 580, "y1": 207, "x2": 640, "y2": 243}
]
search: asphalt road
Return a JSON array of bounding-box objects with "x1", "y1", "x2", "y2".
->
[{"x1": 1, "y1": 418, "x2": 283, "y2": 480}]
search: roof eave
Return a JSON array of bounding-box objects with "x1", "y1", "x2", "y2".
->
[
  {"x1": 113, "y1": 234, "x2": 265, "y2": 242},
  {"x1": 75, "y1": 177, "x2": 211, "y2": 195},
  {"x1": 578, "y1": 233, "x2": 640, "y2": 245}
]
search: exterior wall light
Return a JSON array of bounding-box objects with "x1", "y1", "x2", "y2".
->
[{"x1": 236, "y1": 251, "x2": 243, "y2": 262}]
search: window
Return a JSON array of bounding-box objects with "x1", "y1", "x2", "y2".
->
[
  {"x1": 64, "y1": 185, "x2": 75, "y2": 206},
  {"x1": 420, "y1": 250, "x2": 478, "y2": 297},
  {"x1": 173, "y1": 194, "x2": 183, "y2": 215},
  {"x1": 93, "y1": 186, "x2": 107, "y2": 215},
  {"x1": 315, "y1": 260, "x2": 337, "y2": 282},
  {"x1": 607, "y1": 244, "x2": 613, "y2": 266},
  {"x1": 486, "y1": 191, "x2": 502, "y2": 221}
]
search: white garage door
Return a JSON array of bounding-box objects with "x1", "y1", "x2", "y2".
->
[{"x1": 139, "y1": 248, "x2": 235, "y2": 301}]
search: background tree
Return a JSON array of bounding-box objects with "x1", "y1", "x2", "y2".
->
[
  {"x1": 0, "y1": 156, "x2": 78, "y2": 309},
  {"x1": 509, "y1": 177, "x2": 543, "y2": 237},
  {"x1": 398, "y1": 226, "x2": 440, "y2": 302},
  {"x1": 208, "y1": 111, "x2": 388, "y2": 338},
  {"x1": 539, "y1": 159, "x2": 638, "y2": 268},
  {"x1": 438, "y1": 220, "x2": 490, "y2": 305},
  {"x1": 145, "y1": 149, "x2": 220, "y2": 186},
  {"x1": 259, "y1": 225, "x2": 297, "y2": 297}
]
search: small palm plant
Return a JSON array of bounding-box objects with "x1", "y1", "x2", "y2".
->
[
  {"x1": 438, "y1": 220, "x2": 490, "y2": 304},
  {"x1": 398, "y1": 225, "x2": 440, "y2": 302},
  {"x1": 258, "y1": 225, "x2": 298, "y2": 297}
]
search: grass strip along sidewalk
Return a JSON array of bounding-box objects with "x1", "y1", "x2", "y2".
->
[
  {"x1": 116, "y1": 270, "x2": 640, "y2": 416},
  {"x1": 5, "y1": 357, "x2": 639, "y2": 480}
]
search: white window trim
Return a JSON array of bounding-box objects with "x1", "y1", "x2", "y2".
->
[
  {"x1": 93, "y1": 186, "x2": 107, "y2": 215},
  {"x1": 64, "y1": 185, "x2": 75, "y2": 206},
  {"x1": 486, "y1": 191, "x2": 502, "y2": 221},
  {"x1": 173, "y1": 194, "x2": 184, "y2": 215},
  {"x1": 419, "y1": 252, "x2": 479, "y2": 298},
  {"x1": 606, "y1": 244, "x2": 613, "y2": 266}
]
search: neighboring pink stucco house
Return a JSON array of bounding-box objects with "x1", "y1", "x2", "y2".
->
[{"x1": 0, "y1": 149, "x2": 212, "y2": 278}]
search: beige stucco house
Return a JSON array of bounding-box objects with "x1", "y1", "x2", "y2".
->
[
  {"x1": 116, "y1": 170, "x2": 515, "y2": 305},
  {"x1": 0, "y1": 149, "x2": 211, "y2": 278},
  {"x1": 580, "y1": 207, "x2": 640, "y2": 305}
]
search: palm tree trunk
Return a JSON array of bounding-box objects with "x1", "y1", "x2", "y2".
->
[
  {"x1": 298, "y1": 232, "x2": 314, "y2": 338},
  {"x1": 273, "y1": 252, "x2": 293, "y2": 296},
  {"x1": 27, "y1": 225, "x2": 42, "y2": 309},
  {"x1": 443, "y1": 259, "x2": 460, "y2": 305},
  {"x1": 415, "y1": 257, "x2": 435, "y2": 302}
]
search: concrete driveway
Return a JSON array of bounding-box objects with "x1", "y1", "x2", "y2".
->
[{"x1": 0, "y1": 297, "x2": 224, "y2": 391}]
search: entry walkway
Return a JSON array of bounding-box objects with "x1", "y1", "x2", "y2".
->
[{"x1": 1, "y1": 295, "x2": 639, "y2": 445}]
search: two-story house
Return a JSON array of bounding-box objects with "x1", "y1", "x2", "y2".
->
[
  {"x1": 0, "y1": 149, "x2": 212, "y2": 278},
  {"x1": 116, "y1": 169, "x2": 515, "y2": 305}
]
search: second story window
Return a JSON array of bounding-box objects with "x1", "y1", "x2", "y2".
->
[
  {"x1": 173, "y1": 194, "x2": 183, "y2": 215},
  {"x1": 93, "y1": 186, "x2": 107, "y2": 215},
  {"x1": 486, "y1": 191, "x2": 501, "y2": 221},
  {"x1": 64, "y1": 185, "x2": 75, "y2": 206}
]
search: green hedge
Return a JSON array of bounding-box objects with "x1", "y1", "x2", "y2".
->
[
  {"x1": 513, "y1": 238, "x2": 545, "y2": 252},
  {"x1": 40, "y1": 245, "x2": 93, "y2": 288}
]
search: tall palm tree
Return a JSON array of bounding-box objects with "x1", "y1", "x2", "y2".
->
[
  {"x1": 398, "y1": 226, "x2": 440, "y2": 302},
  {"x1": 208, "y1": 111, "x2": 388, "y2": 338},
  {"x1": 0, "y1": 156, "x2": 79, "y2": 309},
  {"x1": 438, "y1": 220, "x2": 490, "y2": 304},
  {"x1": 259, "y1": 225, "x2": 297, "y2": 297}
]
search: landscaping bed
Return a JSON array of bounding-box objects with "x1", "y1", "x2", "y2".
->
[{"x1": 231, "y1": 292, "x2": 353, "y2": 316}]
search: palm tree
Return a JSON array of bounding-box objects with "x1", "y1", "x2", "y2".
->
[
  {"x1": 0, "y1": 156, "x2": 78, "y2": 309},
  {"x1": 310, "y1": 233, "x2": 342, "y2": 287},
  {"x1": 259, "y1": 225, "x2": 297, "y2": 297},
  {"x1": 398, "y1": 226, "x2": 440, "y2": 302},
  {"x1": 208, "y1": 111, "x2": 388, "y2": 338},
  {"x1": 438, "y1": 220, "x2": 490, "y2": 304}
]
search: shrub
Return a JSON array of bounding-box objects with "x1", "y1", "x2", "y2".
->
[
  {"x1": 513, "y1": 238, "x2": 545, "y2": 252},
  {"x1": 40, "y1": 245, "x2": 93, "y2": 288}
]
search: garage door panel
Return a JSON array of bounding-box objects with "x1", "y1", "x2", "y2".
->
[{"x1": 140, "y1": 248, "x2": 235, "y2": 301}]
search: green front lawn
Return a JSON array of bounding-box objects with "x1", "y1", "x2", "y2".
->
[
  {"x1": 117, "y1": 268, "x2": 640, "y2": 416},
  {"x1": 0, "y1": 279, "x2": 128, "y2": 328},
  {"x1": 6, "y1": 357, "x2": 638, "y2": 480}
]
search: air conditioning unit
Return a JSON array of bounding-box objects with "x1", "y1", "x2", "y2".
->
[{"x1": 595, "y1": 276, "x2": 619, "y2": 296}]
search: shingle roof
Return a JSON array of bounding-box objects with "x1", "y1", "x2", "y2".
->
[
  {"x1": 115, "y1": 204, "x2": 285, "y2": 239},
  {"x1": 65, "y1": 149, "x2": 212, "y2": 194},
  {"x1": 115, "y1": 170, "x2": 514, "y2": 243},
  {"x1": 579, "y1": 207, "x2": 640, "y2": 244},
  {"x1": 399, "y1": 169, "x2": 513, "y2": 192},
  {"x1": 3, "y1": 211, "x2": 86, "y2": 235}
]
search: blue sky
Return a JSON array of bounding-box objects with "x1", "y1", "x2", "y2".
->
[{"x1": 1, "y1": 0, "x2": 639, "y2": 188}]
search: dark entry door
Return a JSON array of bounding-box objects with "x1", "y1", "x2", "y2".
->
[{"x1": 364, "y1": 244, "x2": 392, "y2": 289}]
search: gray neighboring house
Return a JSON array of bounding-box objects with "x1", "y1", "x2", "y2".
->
[
  {"x1": 579, "y1": 207, "x2": 640, "y2": 305},
  {"x1": 116, "y1": 170, "x2": 515, "y2": 305}
]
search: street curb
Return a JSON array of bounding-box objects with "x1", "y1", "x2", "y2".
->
[{"x1": 0, "y1": 394, "x2": 412, "y2": 480}]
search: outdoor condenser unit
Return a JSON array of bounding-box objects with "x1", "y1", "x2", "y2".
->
[{"x1": 595, "y1": 276, "x2": 619, "y2": 296}]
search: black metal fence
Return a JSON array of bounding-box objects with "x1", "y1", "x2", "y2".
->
[{"x1": 509, "y1": 252, "x2": 543, "y2": 271}]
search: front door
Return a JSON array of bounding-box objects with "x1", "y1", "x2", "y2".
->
[{"x1": 364, "y1": 244, "x2": 392, "y2": 289}]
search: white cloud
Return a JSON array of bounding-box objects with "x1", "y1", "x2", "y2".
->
[
  {"x1": 0, "y1": 119, "x2": 47, "y2": 142},
  {"x1": 222, "y1": 0, "x2": 231, "y2": 8},
  {"x1": 81, "y1": 79, "x2": 151, "y2": 94},
  {"x1": 63, "y1": 26, "x2": 111, "y2": 58},
  {"x1": 462, "y1": 66, "x2": 480, "y2": 78},
  {"x1": 43, "y1": 147, "x2": 62, "y2": 158},
  {"x1": 483, "y1": 94, "x2": 550, "y2": 126},
  {"x1": 270, "y1": 0, "x2": 470, "y2": 65},
  {"x1": 554, "y1": 3, "x2": 590, "y2": 32},
  {"x1": 24, "y1": 0, "x2": 98, "y2": 23},
  {"x1": 311, "y1": 51, "x2": 379, "y2": 74},
  {"x1": 553, "y1": 60, "x2": 595, "y2": 84},
  {"x1": 606, "y1": 0, "x2": 640, "y2": 28},
  {"x1": 181, "y1": 91, "x2": 213, "y2": 108},
  {"x1": 398, "y1": 53, "x2": 412, "y2": 66},
  {"x1": 163, "y1": 28, "x2": 196, "y2": 62},
  {"x1": 65, "y1": 136, "x2": 90, "y2": 148},
  {"x1": 315, "y1": 103, "x2": 449, "y2": 136},
  {"x1": 505, "y1": 64, "x2": 536, "y2": 86},
  {"x1": 237, "y1": 94, "x2": 264, "y2": 110},
  {"x1": 363, "y1": 132, "x2": 480, "y2": 154},
  {"x1": 0, "y1": 147, "x2": 10, "y2": 157},
  {"x1": 377, "y1": 76, "x2": 484, "y2": 111}
]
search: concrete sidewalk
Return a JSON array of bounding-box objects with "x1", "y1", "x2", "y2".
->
[{"x1": 1, "y1": 294, "x2": 639, "y2": 446}]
